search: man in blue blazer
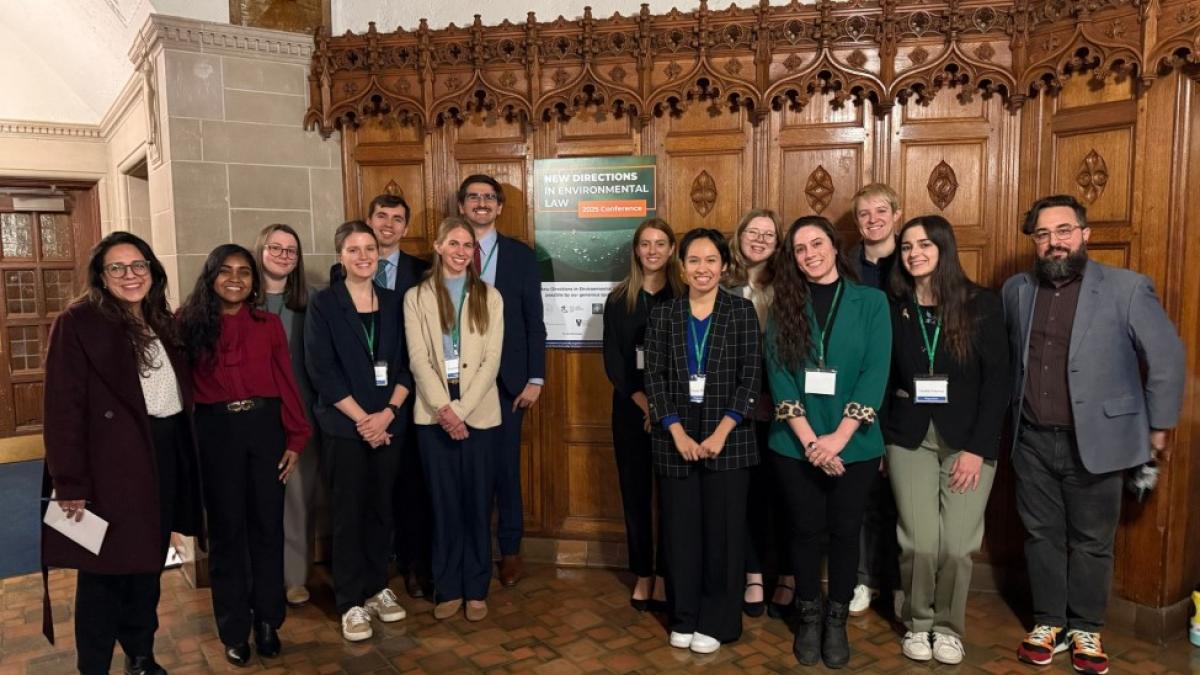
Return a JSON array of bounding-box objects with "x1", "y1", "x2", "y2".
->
[
  {"x1": 458, "y1": 174, "x2": 547, "y2": 586},
  {"x1": 331, "y1": 194, "x2": 433, "y2": 599},
  {"x1": 1002, "y1": 195, "x2": 1185, "y2": 675}
]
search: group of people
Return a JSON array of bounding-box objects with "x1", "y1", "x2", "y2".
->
[
  {"x1": 41, "y1": 175, "x2": 546, "y2": 674},
  {"x1": 39, "y1": 173, "x2": 1184, "y2": 675},
  {"x1": 601, "y1": 185, "x2": 1185, "y2": 673}
]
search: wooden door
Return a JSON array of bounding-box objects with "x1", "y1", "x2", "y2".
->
[{"x1": 0, "y1": 183, "x2": 100, "y2": 453}]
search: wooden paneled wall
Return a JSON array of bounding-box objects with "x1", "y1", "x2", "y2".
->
[{"x1": 311, "y1": 0, "x2": 1200, "y2": 619}]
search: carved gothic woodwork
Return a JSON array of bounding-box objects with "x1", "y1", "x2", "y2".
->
[
  {"x1": 1076, "y1": 149, "x2": 1110, "y2": 203},
  {"x1": 805, "y1": 165, "x2": 836, "y2": 213},
  {"x1": 927, "y1": 160, "x2": 959, "y2": 210},
  {"x1": 690, "y1": 170, "x2": 718, "y2": 216},
  {"x1": 383, "y1": 179, "x2": 404, "y2": 197}
]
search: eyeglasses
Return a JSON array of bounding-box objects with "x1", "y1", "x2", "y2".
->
[
  {"x1": 743, "y1": 228, "x2": 776, "y2": 243},
  {"x1": 1031, "y1": 224, "x2": 1082, "y2": 245},
  {"x1": 265, "y1": 243, "x2": 299, "y2": 260},
  {"x1": 464, "y1": 192, "x2": 499, "y2": 203},
  {"x1": 103, "y1": 260, "x2": 151, "y2": 278}
]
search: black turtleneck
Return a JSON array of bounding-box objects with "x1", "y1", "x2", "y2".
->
[{"x1": 807, "y1": 278, "x2": 841, "y2": 331}]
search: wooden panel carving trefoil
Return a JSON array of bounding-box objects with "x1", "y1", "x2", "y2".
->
[
  {"x1": 1076, "y1": 149, "x2": 1110, "y2": 204},
  {"x1": 690, "y1": 170, "x2": 718, "y2": 217},
  {"x1": 805, "y1": 165, "x2": 835, "y2": 214},
  {"x1": 927, "y1": 160, "x2": 959, "y2": 210}
]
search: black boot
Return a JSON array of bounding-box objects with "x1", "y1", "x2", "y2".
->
[
  {"x1": 124, "y1": 655, "x2": 167, "y2": 675},
  {"x1": 792, "y1": 598, "x2": 822, "y2": 666},
  {"x1": 254, "y1": 621, "x2": 281, "y2": 658},
  {"x1": 822, "y1": 600, "x2": 850, "y2": 669}
]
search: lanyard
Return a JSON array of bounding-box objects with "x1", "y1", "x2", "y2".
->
[
  {"x1": 914, "y1": 299, "x2": 941, "y2": 374},
  {"x1": 807, "y1": 281, "x2": 843, "y2": 367},
  {"x1": 689, "y1": 315, "x2": 713, "y2": 375},
  {"x1": 480, "y1": 239, "x2": 499, "y2": 276},
  {"x1": 450, "y1": 280, "x2": 469, "y2": 354},
  {"x1": 360, "y1": 286, "x2": 378, "y2": 357}
]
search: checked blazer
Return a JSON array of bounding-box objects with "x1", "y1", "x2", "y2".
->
[{"x1": 645, "y1": 290, "x2": 762, "y2": 478}]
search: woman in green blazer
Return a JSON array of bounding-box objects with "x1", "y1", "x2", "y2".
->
[{"x1": 765, "y1": 216, "x2": 891, "y2": 670}]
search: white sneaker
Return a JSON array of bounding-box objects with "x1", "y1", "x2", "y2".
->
[
  {"x1": 669, "y1": 631, "x2": 693, "y2": 648},
  {"x1": 689, "y1": 632, "x2": 721, "y2": 654},
  {"x1": 341, "y1": 606, "x2": 373, "y2": 642},
  {"x1": 932, "y1": 633, "x2": 965, "y2": 664},
  {"x1": 901, "y1": 631, "x2": 932, "y2": 661},
  {"x1": 365, "y1": 587, "x2": 406, "y2": 622},
  {"x1": 848, "y1": 584, "x2": 877, "y2": 615}
]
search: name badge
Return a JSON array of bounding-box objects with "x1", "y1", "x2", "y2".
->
[
  {"x1": 913, "y1": 375, "x2": 950, "y2": 404},
  {"x1": 805, "y1": 368, "x2": 838, "y2": 396},
  {"x1": 689, "y1": 374, "x2": 706, "y2": 403},
  {"x1": 636, "y1": 346, "x2": 645, "y2": 371},
  {"x1": 445, "y1": 357, "x2": 460, "y2": 380},
  {"x1": 374, "y1": 361, "x2": 388, "y2": 387}
]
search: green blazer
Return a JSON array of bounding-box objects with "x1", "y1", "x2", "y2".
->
[{"x1": 765, "y1": 281, "x2": 891, "y2": 464}]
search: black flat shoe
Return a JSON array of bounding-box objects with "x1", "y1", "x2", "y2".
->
[
  {"x1": 224, "y1": 642, "x2": 251, "y2": 667},
  {"x1": 254, "y1": 621, "x2": 281, "y2": 658},
  {"x1": 769, "y1": 582, "x2": 796, "y2": 619},
  {"x1": 743, "y1": 581, "x2": 765, "y2": 618},
  {"x1": 124, "y1": 655, "x2": 167, "y2": 675},
  {"x1": 630, "y1": 596, "x2": 649, "y2": 612}
]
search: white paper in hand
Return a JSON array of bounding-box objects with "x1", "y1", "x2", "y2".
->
[{"x1": 43, "y1": 499, "x2": 108, "y2": 556}]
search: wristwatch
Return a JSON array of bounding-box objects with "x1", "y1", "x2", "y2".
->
[
  {"x1": 386, "y1": 403, "x2": 401, "y2": 417},
  {"x1": 806, "y1": 441, "x2": 818, "y2": 451}
]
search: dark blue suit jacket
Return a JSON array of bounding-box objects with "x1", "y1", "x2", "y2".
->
[
  {"x1": 492, "y1": 234, "x2": 547, "y2": 397},
  {"x1": 304, "y1": 279, "x2": 413, "y2": 440}
]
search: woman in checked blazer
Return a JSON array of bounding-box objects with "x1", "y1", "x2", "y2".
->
[{"x1": 644, "y1": 228, "x2": 761, "y2": 655}]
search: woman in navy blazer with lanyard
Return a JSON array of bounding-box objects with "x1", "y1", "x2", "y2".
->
[
  {"x1": 645, "y1": 228, "x2": 761, "y2": 655},
  {"x1": 305, "y1": 220, "x2": 413, "y2": 643}
]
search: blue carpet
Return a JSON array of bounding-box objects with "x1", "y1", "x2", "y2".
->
[{"x1": 0, "y1": 460, "x2": 43, "y2": 579}]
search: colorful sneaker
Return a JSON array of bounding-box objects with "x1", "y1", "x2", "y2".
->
[
  {"x1": 1191, "y1": 588, "x2": 1200, "y2": 647},
  {"x1": 1017, "y1": 624, "x2": 1068, "y2": 666},
  {"x1": 1067, "y1": 630, "x2": 1109, "y2": 674}
]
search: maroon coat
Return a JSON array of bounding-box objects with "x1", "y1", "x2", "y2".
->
[{"x1": 41, "y1": 301, "x2": 204, "y2": 574}]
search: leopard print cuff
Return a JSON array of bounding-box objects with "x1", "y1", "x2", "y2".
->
[
  {"x1": 775, "y1": 400, "x2": 805, "y2": 420},
  {"x1": 843, "y1": 402, "x2": 876, "y2": 425}
]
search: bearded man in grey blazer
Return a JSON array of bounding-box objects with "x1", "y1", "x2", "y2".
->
[{"x1": 1002, "y1": 194, "x2": 1185, "y2": 675}]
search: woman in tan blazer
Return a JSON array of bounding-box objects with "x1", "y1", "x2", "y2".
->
[{"x1": 404, "y1": 216, "x2": 504, "y2": 622}]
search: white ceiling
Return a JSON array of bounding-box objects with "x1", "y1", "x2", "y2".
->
[{"x1": 3, "y1": 0, "x2": 794, "y2": 126}]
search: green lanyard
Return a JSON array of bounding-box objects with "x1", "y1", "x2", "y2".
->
[
  {"x1": 806, "y1": 281, "x2": 843, "y2": 367},
  {"x1": 915, "y1": 299, "x2": 941, "y2": 374},
  {"x1": 480, "y1": 239, "x2": 499, "y2": 276},
  {"x1": 362, "y1": 314, "x2": 376, "y2": 357},
  {"x1": 449, "y1": 280, "x2": 469, "y2": 355},
  {"x1": 689, "y1": 316, "x2": 713, "y2": 375}
]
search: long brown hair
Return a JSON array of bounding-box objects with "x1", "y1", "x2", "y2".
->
[
  {"x1": 890, "y1": 215, "x2": 979, "y2": 363},
  {"x1": 255, "y1": 223, "x2": 309, "y2": 311},
  {"x1": 769, "y1": 216, "x2": 859, "y2": 370},
  {"x1": 422, "y1": 217, "x2": 490, "y2": 334},
  {"x1": 611, "y1": 217, "x2": 685, "y2": 312},
  {"x1": 725, "y1": 208, "x2": 783, "y2": 287}
]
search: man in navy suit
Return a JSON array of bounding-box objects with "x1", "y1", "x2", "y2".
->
[
  {"x1": 458, "y1": 174, "x2": 547, "y2": 586},
  {"x1": 333, "y1": 194, "x2": 434, "y2": 599}
]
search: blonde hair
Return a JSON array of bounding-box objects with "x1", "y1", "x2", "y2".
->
[
  {"x1": 423, "y1": 216, "x2": 490, "y2": 335},
  {"x1": 611, "y1": 218, "x2": 685, "y2": 312},
  {"x1": 851, "y1": 182, "x2": 901, "y2": 216},
  {"x1": 725, "y1": 208, "x2": 784, "y2": 288}
]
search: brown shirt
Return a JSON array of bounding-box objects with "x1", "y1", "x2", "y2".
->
[{"x1": 1023, "y1": 275, "x2": 1082, "y2": 427}]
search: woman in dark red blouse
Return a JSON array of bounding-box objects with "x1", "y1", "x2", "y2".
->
[{"x1": 180, "y1": 243, "x2": 311, "y2": 666}]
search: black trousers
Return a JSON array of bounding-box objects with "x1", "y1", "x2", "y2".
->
[
  {"x1": 661, "y1": 466, "x2": 750, "y2": 643},
  {"x1": 419, "y1": 421, "x2": 496, "y2": 602},
  {"x1": 493, "y1": 389, "x2": 525, "y2": 556},
  {"x1": 611, "y1": 393, "x2": 666, "y2": 578},
  {"x1": 196, "y1": 401, "x2": 286, "y2": 646},
  {"x1": 75, "y1": 414, "x2": 182, "y2": 675},
  {"x1": 772, "y1": 452, "x2": 877, "y2": 604},
  {"x1": 1013, "y1": 421, "x2": 1123, "y2": 631},
  {"x1": 393, "y1": 421, "x2": 432, "y2": 578},
  {"x1": 745, "y1": 420, "x2": 789, "y2": 577},
  {"x1": 322, "y1": 433, "x2": 400, "y2": 614}
]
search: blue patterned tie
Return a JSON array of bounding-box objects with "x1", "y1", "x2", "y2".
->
[{"x1": 374, "y1": 259, "x2": 391, "y2": 288}]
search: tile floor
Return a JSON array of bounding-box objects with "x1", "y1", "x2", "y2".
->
[{"x1": 1, "y1": 564, "x2": 1196, "y2": 673}]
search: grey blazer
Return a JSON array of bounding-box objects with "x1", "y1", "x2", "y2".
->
[{"x1": 1001, "y1": 260, "x2": 1185, "y2": 473}]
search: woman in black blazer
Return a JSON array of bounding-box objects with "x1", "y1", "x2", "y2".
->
[
  {"x1": 602, "y1": 217, "x2": 684, "y2": 611},
  {"x1": 882, "y1": 215, "x2": 1009, "y2": 665},
  {"x1": 305, "y1": 220, "x2": 413, "y2": 643},
  {"x1": 644, "y1": 228, "x2": 761, "y2": 655}
]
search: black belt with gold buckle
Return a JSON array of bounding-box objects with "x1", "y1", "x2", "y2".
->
[{"x1": 199, "y1": 397, "x2": 267, "y2": 414}]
